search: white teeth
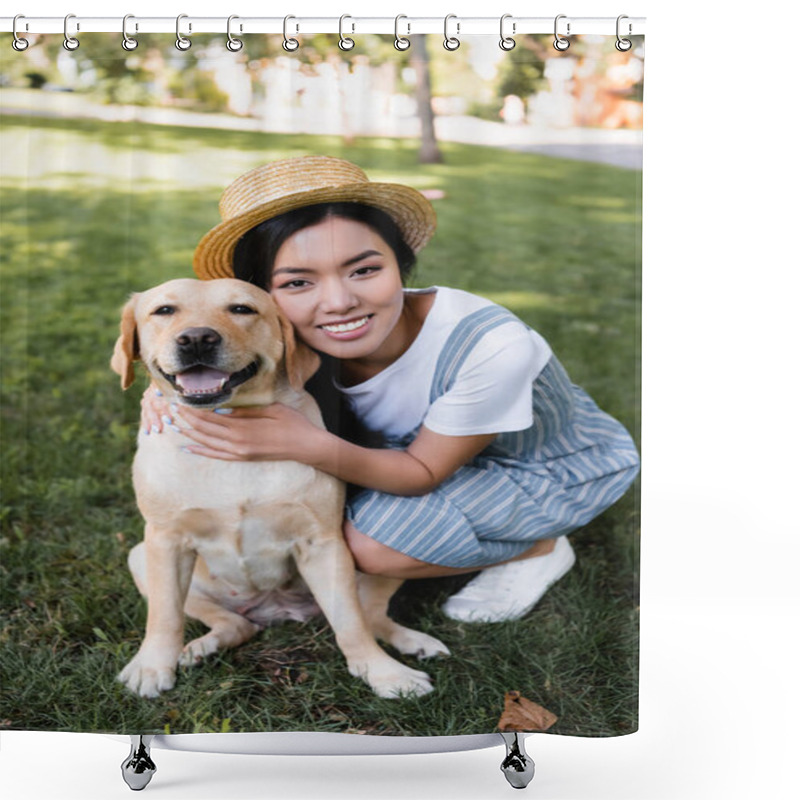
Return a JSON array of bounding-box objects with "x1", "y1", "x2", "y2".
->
[{"x1": 321, "y1": 316, "x2": 369, "y2": 334}]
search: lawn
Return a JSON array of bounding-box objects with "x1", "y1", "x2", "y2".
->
[{"x1": 0, "y1": 113, "x2": 640, "y2": 737}]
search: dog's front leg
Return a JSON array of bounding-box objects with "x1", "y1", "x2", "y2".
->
[
  {"x1": 356, "y1": 573, "x2": 450, "y2": 659},
  {"x1": 293, "y1": 537, "x2": 435, "y2": 699},
  {"x1": 118, "y1": 525, "x2": 197, "y2": 698}
]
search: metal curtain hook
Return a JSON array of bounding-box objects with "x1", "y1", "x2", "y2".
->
[
  {"x1": 394, "y1": 15, "x2": 411, "y2": 51},
  {"x1": 122, "y1": 15, "x2": 138, "y2": 51},
  {"x1": 282, "y1": 15, "x2": 299, "y2": 51},
  {"x1": 499, "y1": 14, "x2": 516, "y2": 51},
  {"x1": 616, "y1": 15, "x2": 632, "y2": 51},
  {"x1": 226, "y1": 15, "x2": 243, "y2": 51},
  {"x1": 175, "y1": 14, "x2": 192, "y2": 51},
  {"x1": 443, "y1": 14, "x2": 460, "y2": 51},
  {"x1": 63, "y1": 13, "x2": 80, "y2": 51},
  {"x1": 339, "y1": 15, "x2": 355, "y2": 51},
  {"x1": 12, "y1": 14, "x2": 30, "y2": 51},
  {"x1": 553, "y1": 14, "x2": 570, "y2": 51}
]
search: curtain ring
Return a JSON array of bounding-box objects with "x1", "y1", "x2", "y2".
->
[
  {"x1": 443, "y1": 14, "x2": 460, "y2": 51},
  {"x1": 122, "y1": 14, "x2": 138, "y2": 51},
  {"x1": 226, "y1": 15, "x2": 243, "y2": 52},
  {"x1": 394, "y1": 15, "x2": 411, "y2": 51},
  {"x1": 175, "y1": 14, "x2": 192, "y2": 51},
  {"x1": 63, "y1": 13, "x2": 80, "y2": 51},
  {"x1": 553, "y1": 14, "x2": 570, "y2": 51},
  {"x1": 338, "y1": 15, "x2": 355, "y2": 51},
  {"x1": 499, "y1": 14, "x2": 516, "y2": 51},
  {"x1": 615, "y1": 15, "x2": 632, "y2": 51},
  {"x1": 12, "y1": 15, "x2": 29, "y2": 51},
  {"x1": 282, "y1": 16, "x2": 299, "y2": 51}
]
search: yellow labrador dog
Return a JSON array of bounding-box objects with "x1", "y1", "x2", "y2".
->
[{"x1": 111, "y1": 278, "x2": 447, "y2": 699}]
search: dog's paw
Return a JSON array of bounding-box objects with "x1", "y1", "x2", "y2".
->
[
  {"x1": 353, "y1": 656, "x2": 435, "y2": 699},
  {"x1": 178, "y1": 634, "x2": 220, "y2": 667},
  {"x1": 384, "y1": 625, "x2": 451, "y2": 660},
  {"x1": 118, "y1": 656, "x2": 177, "y2": 698}
]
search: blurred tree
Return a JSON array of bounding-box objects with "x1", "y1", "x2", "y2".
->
[
  {"x1": 410, "y1": 36, "x2": 442, "y2": 164},
  {"x1": 495, "y1": 35, "x2": 551, "y2": 102}
]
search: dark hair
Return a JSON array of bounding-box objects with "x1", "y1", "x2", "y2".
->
[{"x1": 232, "y1": 202, "x2": 417, "y2": 290}]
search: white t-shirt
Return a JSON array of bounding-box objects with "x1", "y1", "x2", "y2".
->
[{"x1": 337, "y1": 287, "x2": 552, "y2": 439}]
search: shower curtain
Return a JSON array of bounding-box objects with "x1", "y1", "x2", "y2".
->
[{"x1": 0, "y1": 27, "x2": 643, "y2": 741}]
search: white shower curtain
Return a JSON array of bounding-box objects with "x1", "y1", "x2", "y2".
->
[{"x1": 1, "y1": 23, "x2": 642, "y2": 741}]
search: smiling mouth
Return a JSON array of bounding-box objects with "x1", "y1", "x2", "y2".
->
[
  {"x1": 319, "y1": 316, "x2": 372, "y2": 334},
  {"x1": 158, "y1": 360, "x2": 260, "y2": 405}
]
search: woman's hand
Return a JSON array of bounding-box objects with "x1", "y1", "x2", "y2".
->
[
  {"x1": 140, "y1": 383, "x2": 173, "y2": 435},
  {"x1": 175, "y1": 403, "x2": 328, "y2": 463}
]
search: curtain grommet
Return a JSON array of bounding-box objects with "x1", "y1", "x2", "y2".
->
[
  {"x1": 121, "y1": 14, "x2": 138, "y2": 51},
  {"x1": 175, "y1": 14, "x2": 192, "y2": 51},
  {"x1": 12, "y1": 14, "x2": 29, "y2": 51},
  {"x1": 282, "y1": 15, "x2": 299, "y2": 52},
  {"x1": 553, "y1": 15, "x2": 570, "y2": 51},
  {"x1": 394, "y1": 15, "x2": 411, "y2": 51},
  {"x1": 443, "y1": 14, "x2": 460, "y2": 51},
  {"x1": 338, "y1": 15, "x2": 355, "y2": 51},
  {"x1": 499, "y1": 14, "x2": 516, "y2": 51},
  {"x1": 226, "y1": 15, "x2": 244, "y2": 52},
  {"x1": 615, "y1": 15, "x2": 632, "y2": 51},
  {"x1": 63, "y1": 13, "x2": 80, "y2": 51}
]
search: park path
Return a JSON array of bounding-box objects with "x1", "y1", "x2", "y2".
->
[{"x1": 1, "y1": 88, "x2": 642, "y2": 170}]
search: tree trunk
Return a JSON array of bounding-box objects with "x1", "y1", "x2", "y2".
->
[{"x1": 410, "y1": 35, "x2": 443, "y2": 164}]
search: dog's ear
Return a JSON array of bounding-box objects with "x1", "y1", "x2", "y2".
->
[
  {"x1": 110, "y1": 295, "x2": 140, "y2": 390},
  {"x1": 276, "y1": 306, "x2": 320, "y2": 391}
]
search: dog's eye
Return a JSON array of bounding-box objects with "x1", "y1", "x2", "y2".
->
[
  {"x1": 152, "y1": 305, "x2": 176, "y2": 316},
  {"x1": 229, "y1": 305, "x2": 258, "y2": 315}
]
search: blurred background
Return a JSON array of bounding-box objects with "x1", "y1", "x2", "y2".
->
[{"x1": 0, "y1": 31, "x2": 643, "y2": 169}]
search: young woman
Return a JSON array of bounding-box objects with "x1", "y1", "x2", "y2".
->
[{"x1": 143, "y1": 156, "x2": 640, "y2": 623}]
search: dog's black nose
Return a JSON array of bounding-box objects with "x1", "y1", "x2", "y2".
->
[{"x1": 176, "y1": 327, "x2": 222, "y2": 357}]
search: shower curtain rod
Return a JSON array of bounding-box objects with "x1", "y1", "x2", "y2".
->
[{"x1": 2, "y1": 15, "x2": 645, "y2": 37}]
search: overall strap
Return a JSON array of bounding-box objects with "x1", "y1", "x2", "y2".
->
[{"x1": 429, "y1": 304, "x2": 521, "y2": 403}]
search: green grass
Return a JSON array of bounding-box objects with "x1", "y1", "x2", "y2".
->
[{"x1": 0, "y1": 113, "x2": 640, "y2": 737}]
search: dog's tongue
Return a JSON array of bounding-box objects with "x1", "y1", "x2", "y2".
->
[{"x1": 175, "y1": 367, "x2": 230, "y2": 394}]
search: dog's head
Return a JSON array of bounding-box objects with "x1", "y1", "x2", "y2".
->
[{"x1": 111, "y1": 278, "x2": 319, "y2": 407}]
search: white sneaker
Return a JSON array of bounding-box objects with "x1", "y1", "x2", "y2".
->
[{"x1": 442, "y1": 537, "x2": 576, "y2": 623}]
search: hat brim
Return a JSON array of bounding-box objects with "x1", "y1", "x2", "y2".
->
[{"x1": 193, "y1": 182, "x2": 436, "y2": 281}]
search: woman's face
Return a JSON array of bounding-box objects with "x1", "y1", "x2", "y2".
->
[{"x1": 268, "y1": 216, "x2": 408, "y2": 367}]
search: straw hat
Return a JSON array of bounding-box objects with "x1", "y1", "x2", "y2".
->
[{"x1": 193, "y1": 156, "x2": 437, "y2": 280}]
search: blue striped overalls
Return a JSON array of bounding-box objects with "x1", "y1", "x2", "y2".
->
[{"x1": 346, "y1": 305, "x2": 640, "y2": 569}]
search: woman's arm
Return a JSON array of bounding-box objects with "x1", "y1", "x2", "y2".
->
[
  {"x1": 313, "y1": 423, "x2": 496, "y2": 496},
  {"x1": 172, "y1": 403, "x2": 495, "y2": 496}
]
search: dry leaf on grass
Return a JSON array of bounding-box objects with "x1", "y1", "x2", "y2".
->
[{"x1": 498, "y1": 690, "x2": 558, "y2": 732}]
